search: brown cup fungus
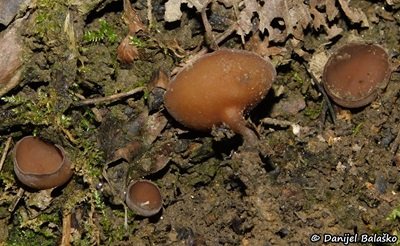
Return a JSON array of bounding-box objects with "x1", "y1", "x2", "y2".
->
[
  {"x1": 322, "y1": 43, "x2": 391, "y2": 108},
  {"x1": 13, "y1": 136, "x2": 73, "y2": 190},
  {"x1": 164, "y1": 49, "x2": 276, "y2": 143},
  {"x1": 126, "y1": 180, "x2": 162, "y2": 217}
]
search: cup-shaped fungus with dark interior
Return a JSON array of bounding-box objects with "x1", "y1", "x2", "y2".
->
[
  {"x1": 322, "y1": 43, "x2": 391, "y2": 108},
  {"x1": 164, "y1": 49, "x2": 276, "y2": 144},
  {"x1": 126, "y1": 180, "x2": 162, "y2": 217},
  {"x1": 13, "y1": 136, "x2": 73, "y2": 190}
]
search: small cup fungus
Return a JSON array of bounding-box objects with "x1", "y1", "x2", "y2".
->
[
  {"x1": 125, "y1": 180, "x2": 162, "y2": 217},
  {"x1": 13, "y1": 136, "x2": 73, "y2": 190},
  {"x1": 322, "y1": 43, "x2": 391, "y2": 108},
  {"x1": 164, "y1": 49, "x2": 276, "y2": 143}
]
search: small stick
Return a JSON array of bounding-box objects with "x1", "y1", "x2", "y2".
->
[
  {"x1": 171, "y1": 23, "x2": 238, "y2": 76},
  {"x1": 124, "y1": 204, "x2": 128, "y2": 230},
  {"x1": 60, "y1": 127, "x2": 78, "y2": 145},
  {"x1": 74, "y1": 87, "x2": 145, "y2": 106},
  {"x1": 214, "y1": 23, "x2": 238, "y2": 46},
  {"x1": 304, "y1": 65, "x2": 336, "y2": 124},
  {"x1": 391, "y1": 126, "x2": 400, "y2": 154},
  {"x1": 147, "y1": 0, "x2": 153, "y2": 28},
  {"x1": 261, "y1": 117, "x2": 302, "y2": 137},
  {"x1": 261, "y1": 117, "x2": 299, "y2": 128},
  {"x1": 8, "y1": 187, "x2": 24, "y2": 212},
  {"x1": 201, "y1": 7, "x2": 217, "y2": 49},
  {"x1": 60, "y1": 212, "x2": 72, "y2": 246},
  {"x1": 0, "y1": 137, "x2": 12, "y2": 171}
]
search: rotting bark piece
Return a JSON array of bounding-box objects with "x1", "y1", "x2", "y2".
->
[
  {"x1": 0, "y1": 0, "x2": 29, "y2": 26},
  {"x1": 0, "y1": 18, "x2": 24, "y2": 97}
]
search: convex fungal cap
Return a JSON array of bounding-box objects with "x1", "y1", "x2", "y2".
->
[
  {"x1": 13, "y1": 136, "x2": 73, "y2": 190},
  {"x1": 126, "y1": 180, "x2": 162, "y2": 217},
  {"x1": 322, "y1": 43, "x2": 391, "y2": 108},
  {"x1": 164, "y1": 49, "x2": 276, "y2": 143}
]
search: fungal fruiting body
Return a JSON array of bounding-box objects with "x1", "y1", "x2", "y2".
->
[
  {"x1": 126, "y1": 180, "x2": 163, "y2": 217},
  {"x1": 164, "y1": 49, "x2": 276, "y2": 143},
  {"x1": 322, "y1": 43, "x2": 391, "y2": 108},
  {"x1": 13, "y1": 136, "x2": 73, "y2": 190}
]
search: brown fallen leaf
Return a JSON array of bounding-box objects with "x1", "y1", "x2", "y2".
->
[{"x1": 338, "y1": 0, "x2": 369, "y2": 27}]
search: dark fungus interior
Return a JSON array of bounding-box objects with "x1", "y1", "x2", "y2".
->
[{"x1": 322, "y1": 43, "x2": 391, "y2": 108}]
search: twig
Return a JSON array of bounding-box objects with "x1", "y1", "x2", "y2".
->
[
  {"x1": 261, "y1": 117, "x2": 298, "y2": 128},
  {"x1": 74, "y1": 87, "x2": 145, "y2": 106},
  {"x1": 61, "y1": 212, "x2": 72, "y2": 246},
  {"x1": 304, "y1": 65, "x2": 336, "y2": 124},
  {"x1": 70, "y1": 92, "x2": 103, "y2": 122},
  {"x1": 60, "y1": 127, "x2": 78, "y2": 145},
  {"x1": 147, "y1": 0, "x2": 153, "y2": 28},
  {"x1": 171, "y1": 23, "x2": 238, "y2": 76},
  {"x1": 215, "y1": 23, "x2": 238, "y2": 46},
  {"x1": 391, "y1": 126, "x2": 400, "y2": 154},
  {"x1": 0, "y1": 137, "x2": 12, "y2": 171},
  {"x1": 124, "y1": 204, "x2": 128, "y2": 230},
  {"x1": 201, "y1": 7, "x2": 217, "y2": 49},
  {"x1": 261, "y1": 117, "x2": 303, "y2": 136},
  {"x1": 8, "y1": 187, "x2": 24, "y2": 212}
]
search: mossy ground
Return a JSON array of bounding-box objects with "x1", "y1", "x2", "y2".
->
[{"x1": 0, "y1": 0, "x2": 400, "y2": 245}]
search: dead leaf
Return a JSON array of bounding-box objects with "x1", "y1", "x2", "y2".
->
[
  {"x1": 164, "y1": 0, "x2": 210, "y2": 22},
  {"x1": 113, "y1": 141, "x2": 142, "y2": 162},
  {"x1": 338, "y1": 0, "x2": 369, "y2": 27}
]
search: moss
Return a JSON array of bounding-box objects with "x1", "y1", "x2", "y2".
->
[
  {"x1": 72, "y1": 130, "x2": 103, "y2": 180},
  {"x1": 7, "y1": 228, "x2": 57, "y2": 246},
  {"x1": 99, "y1": 210, "x2": 128, "y2": 244},
  {"x1": 1, "y1": 89, "x2": 68, "y2": 130},
  {"x1": 292, "y1": 72, "x2": 304, "y2": 85},
  {"x1": 83, "y1": 19, "x2": 118, "y2": 44},
  {"x1": 387, "y1": 205, "x2": 400, "y2": 222},
  {"x1": 0, "y1": 159, "x2": 15, "y2": 190},
  {"x1": 303, "y1": 102, "x2": 322, "y2": 120},
  {"x1": 91, "y1": 190, "x2": 129, "y2": 244},
  {"x1": 33, "y1": 0, "x2": 68, "y2": 42},
  {"x1": 1, "y1": 88, "x2": 72, "y2": 133},
  {"x1": 352, "y1": 123, "x2": 363, "y2": 136},
  {"x1": 129, "y1": 36, "x2": 147, "y2": 48},
  {"x1": 182, "y1": 159, "x2": 219, "y2": 186},
  {"x1": 7, "y1": 211, "x2": 60, "y2": 246}
]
